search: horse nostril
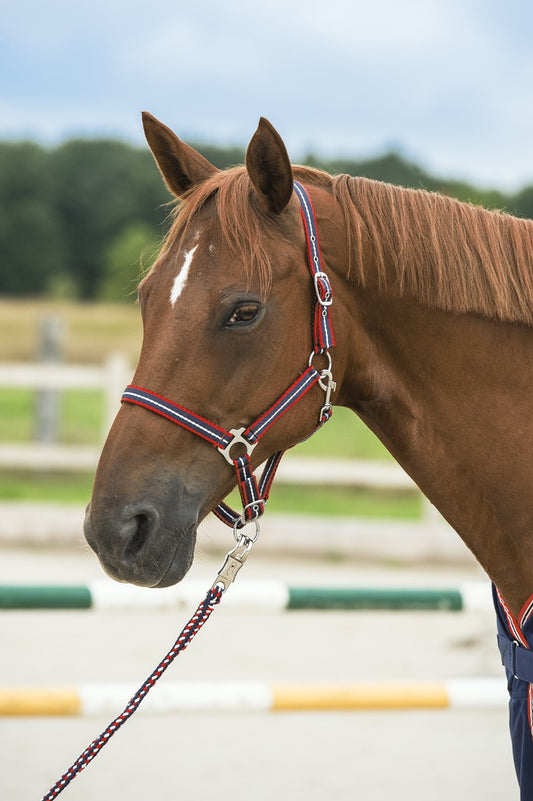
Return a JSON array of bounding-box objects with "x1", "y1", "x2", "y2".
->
[{"x1": 124, "y1": 507, "x2": 159, "y2": 561}]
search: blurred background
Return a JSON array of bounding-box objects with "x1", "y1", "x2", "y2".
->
[
  {"x1": 1, "y1": 2, "x2": 531, "y2": 798},
  {"x1": 2, "y1": 0, "x2": 532, "y2": 535}
]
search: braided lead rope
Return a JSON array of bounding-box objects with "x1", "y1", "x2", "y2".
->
[{"x1": 41, "y1": 584, "x2": 223, "y2": 800}]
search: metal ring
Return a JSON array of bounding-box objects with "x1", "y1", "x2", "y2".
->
[
  {"x1": 233, "y1": 518, "x2": 261, "y2": 545},
  {"x1": 219, "y1": 427, "x2": 257, "y2": 465},
  {"x1": 308, "y1": 350, "x2": 332, "y2": 373}
]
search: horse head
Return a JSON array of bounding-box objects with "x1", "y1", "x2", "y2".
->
[{"x1": 84, "y1": 113, "x2": 341, "y2": 588}]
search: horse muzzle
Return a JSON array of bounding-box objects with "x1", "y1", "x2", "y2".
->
[{"x1": 83, "y1": 499, "x2": 198, "y2": 588}]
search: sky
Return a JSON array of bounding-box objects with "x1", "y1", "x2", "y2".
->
[{"x1": 2, "y1": 0, "x2": 533, "y2": 191}]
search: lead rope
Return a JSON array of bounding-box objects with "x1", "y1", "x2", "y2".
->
[{"x1": 41, "y1": 533, "x2": 255, "y2": 800}]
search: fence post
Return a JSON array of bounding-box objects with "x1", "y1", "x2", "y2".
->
[
  {"x1": 102, "y1": 352, "x2": 130, "y2": 440},
  {"x1": 35, "y1": 316, "x2": 64, "y2": 443}
]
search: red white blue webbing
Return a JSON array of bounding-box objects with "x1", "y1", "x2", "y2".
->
[
  {"x1": 121, "y1": 386, "x2": 232, "y2": 450},
  {"x1": 293, "y1": 180, "x2": 335, "y2": 354},
  {"x1": 214, "y1": 454, "x2": 265, "y2": 527},
  {"x1": 122, "y1": 368, "x2": 322, "y2": 527},
  {"x1": 123, "y1": 367, "x2": 321, "y2": 458},
  {"x1": 214, "y1": 450, "x2": 284, "y2": 528}
]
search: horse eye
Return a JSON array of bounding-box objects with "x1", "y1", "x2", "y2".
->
[{"x1": 227, "y1": 303, "x2": 261, "y2": 326}]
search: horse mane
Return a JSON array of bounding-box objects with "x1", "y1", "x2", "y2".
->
[
  {"x1": 332, "y1": 174, "x2": 533, "y2": 326},
  {"x1": 159, "y1": 164, "x2": 533, "y2": 326}
]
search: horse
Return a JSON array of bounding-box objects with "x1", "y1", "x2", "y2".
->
[{"x1": 84, "y1": 112, "x2": 533, "y2": 796}]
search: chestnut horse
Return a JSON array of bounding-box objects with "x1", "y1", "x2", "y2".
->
[{"x1": 84, "y1": 113, "x2": 533, "y2": 795}]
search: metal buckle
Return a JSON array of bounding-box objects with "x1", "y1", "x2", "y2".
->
[
  {"x1": 219, "y1": 427, "x2": 258, "y2": 465},
  {"x1": 237, "y1": 500, "x2": 264, "y2": 526},
  {"x1": 313, "y1": 271, "x2": 333, "y2": 306}
]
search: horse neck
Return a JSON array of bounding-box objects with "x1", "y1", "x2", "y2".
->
[{"x1": 335, "y1": 284, "x2": 533, "y2": 619}]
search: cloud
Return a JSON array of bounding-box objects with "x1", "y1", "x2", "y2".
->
[{"x1": 2, "y1": 0, "x2": 533, "y2": 189}]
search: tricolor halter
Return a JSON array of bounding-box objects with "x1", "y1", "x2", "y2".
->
[{"x1": 121, "y1": 181, "x2": 336, "y2": 539}]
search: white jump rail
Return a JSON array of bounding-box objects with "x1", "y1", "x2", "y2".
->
[
  {"x1": 0, "y1": 446, "x2": 417, "y2": 491},
  {"x1": 0, "y1": 353, "x2": 130, "y2": 468}
]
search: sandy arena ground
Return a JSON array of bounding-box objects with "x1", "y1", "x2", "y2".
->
[{"x1": 0, "y1": 546, "x2": 518, "y2": 801}]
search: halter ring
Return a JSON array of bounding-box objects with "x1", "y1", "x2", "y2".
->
[
  {"x1": 219, "y1": 427, "x2": 258, "y2": 465},
  {"x1": 233, "y1": 518, "x2": 261, "y2": 544},
  {"x1": 308, "y1": 349, "x2": 332, "y2": 373}
]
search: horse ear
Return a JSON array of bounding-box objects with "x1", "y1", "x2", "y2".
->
[
  {"x1": 246, "y1": 118, "x2": 293, "y2": 214},
  {"x1": 141, "y1": 112, "x2": 218, "y2": 198}
]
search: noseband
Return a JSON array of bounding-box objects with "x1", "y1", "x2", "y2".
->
[{"x1": 121, "y1": 181, "x2": 335, "y2": 538}]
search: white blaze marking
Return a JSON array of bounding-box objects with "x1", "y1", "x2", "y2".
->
[{"x1": 170, "y1": 244, "x2": 198, "y2": 307}]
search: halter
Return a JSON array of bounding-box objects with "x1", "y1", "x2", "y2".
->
[{"x1": 121, "y1": 181, "x2": 336, "y2": 537}]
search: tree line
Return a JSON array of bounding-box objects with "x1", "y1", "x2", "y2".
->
[{"x1": 1, "y1": 137, "x2": 533, "y2": 300}]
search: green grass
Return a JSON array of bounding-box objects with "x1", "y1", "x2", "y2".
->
[
  {"x1": 290, "y1": 407, "x2": 392, "y2": 460},
  {"x1": 0, "y1": 388, "x2": 103, "y2": 443},
  {"x1": 0, "y1": 470, "x2": 94, "y2": 504}
]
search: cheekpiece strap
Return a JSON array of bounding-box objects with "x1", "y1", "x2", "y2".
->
[{"x1": 293, "y1": 180, "x2": 335, "y2": 354}]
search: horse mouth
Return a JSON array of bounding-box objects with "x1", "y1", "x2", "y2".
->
[
  {"x1": 152, "y1": 523, "x2": 197, "y2": 587},
  {"x1": 84, "y1": 504, "x2": 198, "y2": 589}
]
